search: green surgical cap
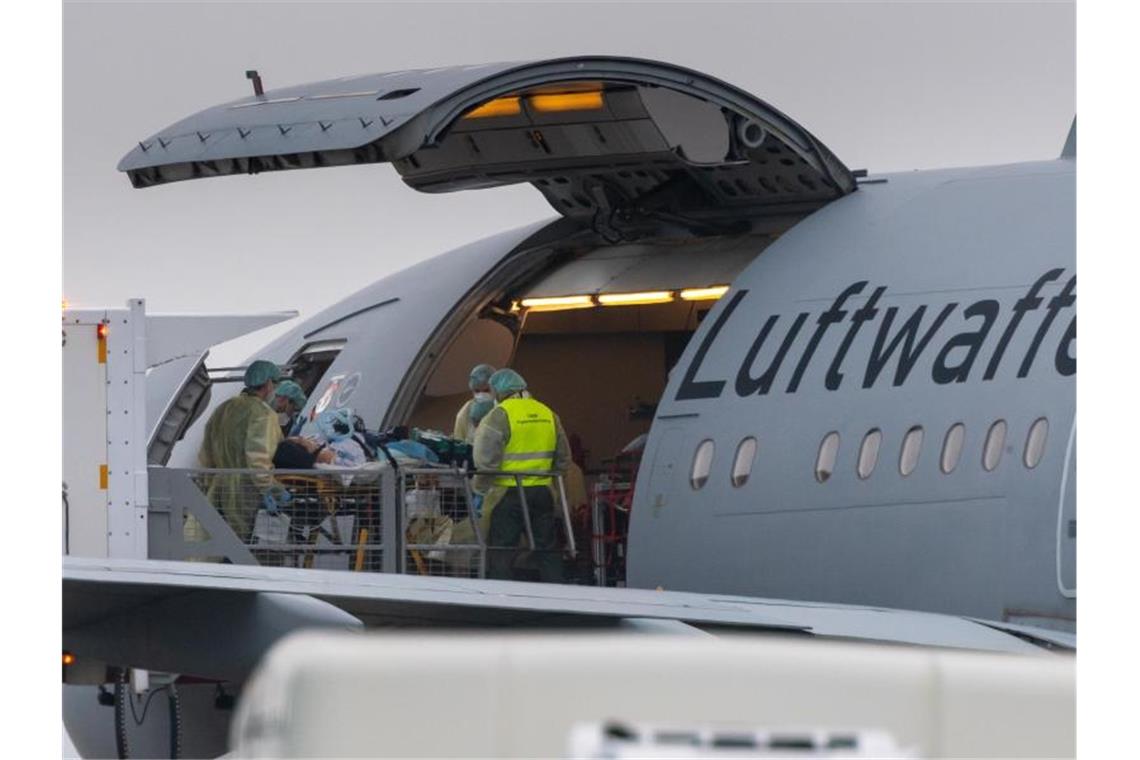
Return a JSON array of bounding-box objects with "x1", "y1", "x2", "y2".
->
[
  {"x1": 243, "y1": 359, "x2": 281, "y2": 389},
  {"x1": 489, "y1": 368, "x2": 527, "y2": 398},
  {"x1": 274, "y1": 379, "x2": 307, "y2": 408},
  {"x1": 468, "y1": 363, "x2": 496, "y2": 391}
]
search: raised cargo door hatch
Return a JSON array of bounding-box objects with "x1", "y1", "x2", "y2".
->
[{"x1": 120, "y1": 57, "x2": 855, "y2": 222}]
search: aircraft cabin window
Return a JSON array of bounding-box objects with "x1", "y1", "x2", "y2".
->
[
  {"x1": 899, "y1": 426, "x2": 924, "y2": 477},
  {"x1": 941, "y1": 423, "x2": 965, "y2": 474},
  {"x1": 815, "y1": 432, "x2": 840, "y2": 483},
  {"x1": 691, "y1": 439, "x2": 715, "y2": 490},
  {"x1": 857, "y1": 429, "x2": 882, "y2": 480},
  {"x1": 983, "y1": 420, "x2": 1007, "y2": 472},
  {"x1": 286, "y1": 340, "x2": 347, "y2": 398},
  {"x1": 1024, "y1": 417, "x2": 1049, "y2": 469},
  {"x1": 731, "y1": 437, "x2": 758, "y2": 488}
]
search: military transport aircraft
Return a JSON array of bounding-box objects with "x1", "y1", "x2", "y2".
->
[{"x1": 64, "y1": 56, "x2": 1075, "y2": 757}]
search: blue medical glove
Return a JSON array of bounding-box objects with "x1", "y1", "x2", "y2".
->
[
  {"x1": 470, "y1": 493, "x2": 484, "y2": 519},
  {"x1": 262, "y1": 491, "x2": 280, "y2": 515},
  {"x1": 263, "y1": 488, "x2": 292, "y2": 515}
]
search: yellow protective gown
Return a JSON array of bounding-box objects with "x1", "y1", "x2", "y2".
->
[
  {"x1": 453, "y1": 398, "x2": 477, "y2": 444},
  {"x1": 190, "y1": 392, "x2": 283, "y2": 542},
  {"x1": 564, "y1": 460, "x2": 588, "y2": 513}
]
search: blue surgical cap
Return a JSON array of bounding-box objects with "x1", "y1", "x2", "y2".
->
[
  {"x1": 468, "y1": 363, "x2": 497, "y2": 391},
  {"x1": 489, "y1": 368, "x2": 527, "y2": 398},
  {"x1": 244, "y1": 360, "x2": 281, "y2": 389},
  {"x1": 274, "y1": 380, "x2": 307, "y2": 409}
]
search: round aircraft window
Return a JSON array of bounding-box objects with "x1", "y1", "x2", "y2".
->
[
  {"x1": 1024, "y1": 417, "x2": 1049, "y2": 469},
  {"x1": 983, "y1": 419, "x2": 1007, "y2": 472},
  {"x1": 899, "y1": 426, "x2": 924, "y2": 477},
  {"x1": 815, "y1": 432, "x2": 840, "y2": 483},
  {"x1": 731, "y1": 437, "x2": 758, "y2": 488},
  {"x1": 857, "y1": 429, "x2": 883, "y2": 480},
  {"x1": 941, "y1": 423, "x2": 965, "y2": 474},
  {"x1": 691, "y1": 439, "x2": 715, "y2": 490}
]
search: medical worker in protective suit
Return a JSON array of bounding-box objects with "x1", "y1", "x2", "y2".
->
[
  {"x1": 272, "y1": 379, "x2": 307, "y2": 437},
  {"x1": 472, "y1": 368, "x2": 571, "y2": 582},
  {"x1": 453, "y1": 363, "x2": 496, "y2": 444},
  {"x1": 192, "y1": 359, "x2": 286, "y2": 542}
]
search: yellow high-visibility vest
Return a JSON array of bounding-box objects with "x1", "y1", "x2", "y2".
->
[{"x1": 495, "y1": 397, "x2": 557, "y2": 487}]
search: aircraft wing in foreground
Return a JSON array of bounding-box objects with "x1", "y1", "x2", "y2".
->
[{"x1": 64, "y1": 557, "x2": 1071, "y2": 684}]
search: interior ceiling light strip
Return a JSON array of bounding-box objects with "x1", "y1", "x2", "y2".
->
[
  {"x1": 597, "y1": 291, "x2": 674, "y2": 306},
  {"x1": 529, "y1": 91, "x2": 604, "y2": 113},
  {"x1": 519, "y1": 286, "x2": 728, "y2": 312},
  {"x1": 679, "y1": 285, "x2": 730, "y2": 301},
  {"x1": 462, "y1": 96, "x2": 522, "y2": 119},
  {"x1": 519, "y1": 295, "x2": 594, "y2": 312}
]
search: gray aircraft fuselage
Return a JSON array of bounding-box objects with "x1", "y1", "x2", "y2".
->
[
  {"x1": 132, "y1": 57, "x2": 1074, "y2": 631},
  {"x1": 161, "y1": 157, "x2": 1075, "y2": 632},
  {"x1": 628, "y1": 159, "x2": 1075, "y2": 630}
]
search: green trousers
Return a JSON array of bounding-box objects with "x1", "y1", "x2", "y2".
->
[{"x1": 486, "y1": 486, "x2": 563, "y2": 582}]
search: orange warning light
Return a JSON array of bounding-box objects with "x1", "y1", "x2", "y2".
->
[
  {"x1": 63, "y1": 652, "x2": 75, "y2": 666},
  {"x1": 97, "y1": 323, "x2": 108, "y2": 363},
  {"x1": 529, "y1": 91, "x2": 604, "y2": 113},
  {"x1": 463, "y1": 96, "x2": 522, "y2": 119}
]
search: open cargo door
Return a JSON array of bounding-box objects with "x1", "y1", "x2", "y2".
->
[{"x1": 120, "y1": 57, "x2": 855, "y2": 226}]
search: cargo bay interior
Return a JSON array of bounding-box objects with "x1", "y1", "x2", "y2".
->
[
  {"x1": 387, "y1": 72, "x2": 846, "y2": 580},
  {"x1": 408, "y1": 232, "x2": 774, "y2": 482}
]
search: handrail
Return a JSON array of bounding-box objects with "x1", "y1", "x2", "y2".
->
[
  {"x1": 147, "y1": 463, "x2": 577, "y2": 579},
  {"x1": 467, "y1": 469, "x2": 577, "y2": 559},
  {"x1": 398, "y1": 465, "x2": 486, "y2": 578},
  {"x1": 147, "y1": 465, "x2": 391, "y2": 569}
]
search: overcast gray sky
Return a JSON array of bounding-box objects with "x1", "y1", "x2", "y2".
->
[{"x1": 64, "y1": 0, "x2": 1074, "y2": 363}]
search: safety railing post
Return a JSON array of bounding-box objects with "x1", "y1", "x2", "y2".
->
[
  {"x1": 388, "y1": 465, "x2": 403, "y2": 575},
  {"x1": 459, "y1": 469, "x2": 487, "y2": 579},
  {"x1": 556, "y1": 474, "x2": 577, "y2": 559},
  {"x1": 516, "y1": 474, "x2": 537, "y2": 550},
  {"x1": 591, "y1": 487, "x2": 606, "y2": 586},
  {"x1": 145, "y1": 465, "x2": 173, "y2": 561}
]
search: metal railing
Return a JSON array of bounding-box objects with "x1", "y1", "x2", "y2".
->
[
  {"x1": 396, "y1": 468, "x2": 578, "y2": 580},
  {"x1": 590, "y1": 478, "x2": 632, "y2": 587},
  {"x1": 147, "y1": 466, "x2": 397, "y2": 571},
  {"x1": 399, "y1": 466, "x2": 485, "y2": 578},
  {"x1": 147, "y1": 464, "x2": 577, "y2": 581},
  {"x1": 481, "y1": 470, "x2": 578, "y2": 560}
]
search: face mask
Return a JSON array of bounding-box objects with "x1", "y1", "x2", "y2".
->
[
  {"x1": 473, "y1": 391, "x2": 493, "y2": 403},
  {"x1": 277, "y1": 413, "x2": 291, "y2": 427},
  {"x1": 470, "y1": 398, "x2": 494, "y2": 424}
]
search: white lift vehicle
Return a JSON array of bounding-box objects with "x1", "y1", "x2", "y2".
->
[
  {"x1": 62, "y1": 298, "x2": 297, "y2": 564},
  {"x1": 231, "y1": 631, "x2": 1074, "y2": 758}
]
